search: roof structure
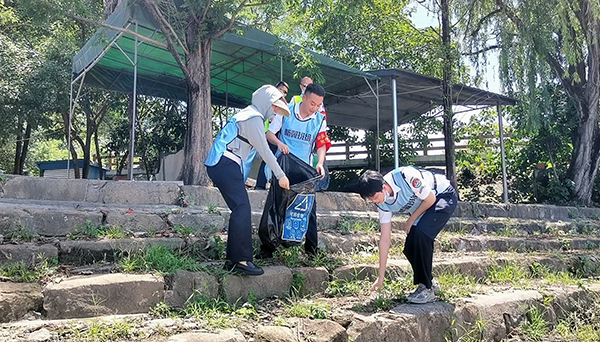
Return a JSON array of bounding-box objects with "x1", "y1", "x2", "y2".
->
[
  {"x1": 324, "y1": 69, "x2": 516, "y2": 131},
  {"x1": 72, "y1": 0, "x2": 377, "y2": 109}
]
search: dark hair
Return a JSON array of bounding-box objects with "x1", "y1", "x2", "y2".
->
[
  {"x1": 275, "y1": 81, "x2": 289, "y2": 90},
  {"x1": 305, "y1": 83, "x2": 325, "y2": 97},
  {"x1": 357, "y1": 170, "x2": 385, "y2": 199}
]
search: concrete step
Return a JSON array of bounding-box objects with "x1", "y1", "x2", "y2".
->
[
  {"x1": 1, "y1": 277, "x2": 599, "y2": 341},
  {"x1": 4, "y1": 175, "x2": 600, "y2": 223}
]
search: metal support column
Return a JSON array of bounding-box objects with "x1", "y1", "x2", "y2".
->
[
  {"x1": 127, "y1": 22, "x2": 139, "y2": 181},
  {"x1": 392, "y1": 78, "x2": 399, "y2": 169},
  {"x1": 498, "y1": 104, "x2": 509, "y2": 203}
]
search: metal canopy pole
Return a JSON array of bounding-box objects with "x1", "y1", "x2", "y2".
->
[
  {"x1": 127, "y1": 22, "x2": 139, "y2": 181},
  {"x1": 498, "y1": 103, "x2": 509, "y2": 203},
  {"x1": 376, "y1": 78, "x2": 380, "y2": 171},
  {"x1": 392, "y1": 78, "x2": 399, "y2": 169},
  {"x1": 67, "y1": 74, "x2": 73, "y2": 179},
  {"x1": 280, "y1": 55, "x2": 283, "y2": 81}
]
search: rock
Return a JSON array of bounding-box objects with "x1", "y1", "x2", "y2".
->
[
  {"x1": 168, "y1": 329, "x2": 246, "y2": 342},
  {"x1": 292, "y1": 267, "x2": 329, "y2": 296},
  {"x1": 255, "y1": 325, "x2": 297, "y2": 342},
  {"x1": 223, "y1": 266, "x2": 292, "y2": 304},
  {"x1": 0, "y1": 244, "x2": 58, "y2": 266},
  {"x1": 301, "y1": 319, "x2": 348, "y2": 342},
  {"x1": 0, "y1": 282, "x2": 43, "y2": 323},
  {"x1": 165, "y1": 270, "x2": 219, "y2": 308},
  {"x1": 43, "y1": 273, "x2": 164, "y2": 319},
  {"x1": 27, "y1": 328, "x2": 52, "y2": 341}
]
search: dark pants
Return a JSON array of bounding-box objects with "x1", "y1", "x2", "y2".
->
[
  {"x1": 206, "y1": 157, "x2": 253, "y2": 263},
  {"x1": 255, "y1": 142, "x2": 278, "y2": 190},
  {"x1": 403, "y1": 189, "x2": 458, "y2": 289}
]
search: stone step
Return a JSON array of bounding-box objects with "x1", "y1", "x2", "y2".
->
[
  {"x1": 4, "y1": 175, "x2": 600, "y2": 223},
  {"x1": 3, "y1": 249, "x2": 597, "y2": 323},
  {"x1": 1, "y1": 279, "x2": 599, "y2": 341}
]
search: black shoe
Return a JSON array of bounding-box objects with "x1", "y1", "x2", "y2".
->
[{"x1": 224, "y1": 261, "x2": 264, "y2": 276}]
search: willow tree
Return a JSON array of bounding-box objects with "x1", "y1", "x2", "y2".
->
[{"x1": 456, "y1": 0, "x2": 600, "y2": 205}]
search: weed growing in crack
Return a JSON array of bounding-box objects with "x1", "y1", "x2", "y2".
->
[
  {"x1": 4, "y1": 224, "x2": 37, "y2": 242},
  {"x1": 0, "y1": 255, "x2": 58, "y2": 282},
  {"x1": 285, "y1": 301, "x2": 330, "y2": 319},
  {"x1": 445, "y1": 317, "x2": 487, "y2": 342},
  {"x1": 517, "y1": 306, "x2": 549, "y2": 341},
  {"x1": 67, "y1": 320, "x2": 137, "y2": 342},
  {"x1": 117, "y1": 245, "x2": 200, "y2": 275},
  {"x1": 485, "y1": 261, "x2": 530, "y2": 286},
  {"x1": 337, "y1": 216, "x2": 379, "y2": 234}
]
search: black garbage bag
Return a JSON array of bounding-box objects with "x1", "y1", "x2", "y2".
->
[{"x1": 258, "y1": 153, "x2": 321, "y2": 250}]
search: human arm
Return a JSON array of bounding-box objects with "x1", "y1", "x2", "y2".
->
[
  {"x1": 266, "y1": 115, "x2": 289, "y2": 154},
  {"x1": 404, "y1": 191, "x2": 435, "y2": 234},
  {"x1": 371, "y1": 221, "x2": 392, "y2": 292},
  {"x1": 266, "y1": 131, "x2": 289, "y2": 155},
  {"x1": 315, "y1": 145, "x2": 326, "y2": 177},
  {"x1": 240, "y1": 117, "x2": 289, "y2": 189}
]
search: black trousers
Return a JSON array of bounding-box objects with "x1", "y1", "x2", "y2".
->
[
  {"x1": 403, "y1": 189, "x2": 458, "y2": 289},
  {"x1": 255, "y1": 142, "x2": 278, "y2": 190},
  {"x1": 206, "y1": 157, "x2": 253, "y2": 263}
]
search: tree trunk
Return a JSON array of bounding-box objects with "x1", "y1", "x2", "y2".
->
[
  {"x1": 83, "y1": 103, "x2": 93, "y2": 179},
  {"x1": 103, "y1": 0, "x2": 121, "y2": 20},
  {"x1": 13, "y1": 117, "x2": 22, "y2": 174},
  {"x1": 182, "y1": 39, "x2": 213, "y2": 186},
  {"x1": 94, "y1": 131, "x2": 103, "y2": 179},
  {"x1": 17, "y1": 123, "x2": 31, "y2": 175},
  {"x1": 441, "y1": 0, "x2": 457, "y2": 189}
]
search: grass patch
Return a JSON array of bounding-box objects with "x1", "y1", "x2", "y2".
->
[
  {"x1": 273, "y1": 246, "x2": 342, "y2": 271},
  {"x1": 337, "y1": 216, "x2": 379, "y2": 234},
  {"x1": 325, "y1": 278, "x2": 371, "y2": 297},
  {"x1": 436, "y1": 270, "x2": 478, "y2": 301},
  {"x1": 68, "y1": 221, "x2": 130, "y2": 240},
  {"x1": 67, "y1": 320, "x2": 137, "y2": 342},
  {"x1": 529, "y1": 262, "x2": 582, "y2": 285},
  {"x1": 0, "y1": 256, "x2": 58, "y2": 282},
  {"x1": 4, "y1": 225, "x2": 37, "y2": 242},
  {"x1": 150, "y1": 297, "x2": 257, "y2": 330},
  {"x1": 517, "y1": 306, "x2": 549, "y2": 341},
  {"x1": 485, "y1": 261, "x2": 530, "y2": 286},
  {"x1": 117, "y1": 245, "x2": 200, "y2": 275},
  {"x1": 285, "y1": 301, "x2": 330, "y2": 319}
]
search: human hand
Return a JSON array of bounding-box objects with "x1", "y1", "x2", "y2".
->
[
  {"x1": 278, "y1": 143, "x2": 289, "y2": 154},
  {"x1": 371, "y1": 278, "x2": 384, "y2": 292},
  {"x1": 316, "y1": 164, "x2": 325, "y2": 178},
  {"x1": 278, "y1": 176, "x2": 290, "y2": 190}
]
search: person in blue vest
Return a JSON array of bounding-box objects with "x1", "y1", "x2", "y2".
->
[
  {"x1": 357, "y1": 167, "x2": 458, "y2": 304},
  {"x1": 205, "y1": 85, "x2": 291, "y2": 276},
  {"x1": 259, "y1": 83, "x2": 332, "y2": 258}
]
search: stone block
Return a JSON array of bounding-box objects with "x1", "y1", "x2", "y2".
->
[
  {"x1": 255, "y1": 326, "x2": 297, "y2": 342},
  {"x1": 43, "y1": 273, "x2": 165, "y2": 319},
  {"x1": 0, "y1": 282, "x2": 43, "y2": 323},
  {"x1": 28, "y1": 209, "x2": 102, "y2": 237},
  {"x1": 168, "y1": 330, "x2": 246, "y2": 342},
  {"x1": 1, "y1": 176, "x2": 88, "y2": 201},
  {"x1": 165, "y1": 270, "x2": 219, "y2": 308},
  {"x1": 167, "y1": 212, "x2": 225, "y2": 232},
  {"x1": 301, "y1": 319, "x2": 348, "y2": 342},
  {"x1": 0, "y1": 244, "x2": 58, "y2": 266},
  {"x1": 86, "y1": 181, "x2": 181, "y2": 205},
  {"x1": 223, "y1": 266, "x2": 292, "y2": 304},
  {"x1": 292, "y1": 267, "x2": 329, "y2": 296},
  {"x1": 104, "y1": 211, "x2": 168, "y2": 233}
]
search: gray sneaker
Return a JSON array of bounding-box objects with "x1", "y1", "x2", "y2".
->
[
  {"x1": 407, "y1": 284, "x2": 427, "y2": 300},
  {"x1": 409, "y1": 287, "x2": 436, "y2": 304},
  {"x1": 431, "y1": 279, "x2": 441, "y2": 294}
]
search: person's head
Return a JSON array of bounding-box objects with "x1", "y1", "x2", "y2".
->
[
  {"x1": 300, "y1": 83, "x2": 325, "y2": 115},
  {"x1": 357, "y1": 170, "x2": 387, "y2": 203},
  {"x1": 252, "y1": 84, "x2": 290, "y2": 121},
  {"x1": 275, "y1": 81, "x2": 289, "y2": 98},
  {"x1": 299, "y1": 76, "x2": 313, "y2": 94}
]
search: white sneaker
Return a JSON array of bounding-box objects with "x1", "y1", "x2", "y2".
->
[
  {"x1": 406, "y1": 284, "x2": 427, "y2": 300},
  {"x1": 409, "y1": 287, "x2": 436, "y2": 304},
  {"x1": 431, "y1": 279, "x2": 441, "y2": 294}
]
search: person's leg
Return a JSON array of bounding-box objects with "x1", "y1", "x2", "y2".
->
[
  {"x1": 207, "y1": 157, "x2": 253, "y2": 263},
  {"x1": 304, "y1": 199, "x2": 318, "y2": 255},
  {"x1": 255, "y1": 161, "x2": 268, "y2": 190},
  {"x1": 403, "y1": 190, "x2": 458, "y2": 288}
]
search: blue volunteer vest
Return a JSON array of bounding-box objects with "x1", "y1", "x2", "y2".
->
[
  {"x1": 377, "y1": 168, "x2": 426, "y2": 225},
  {"x1": 204, "y1": 110, "x2": 261, "y2": 181},
  {"x1": 278, "y1": 102, "x2": 326, "y2": 164}
]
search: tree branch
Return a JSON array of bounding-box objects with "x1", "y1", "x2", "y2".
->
[
  {"x1": 461, "y1": 44, "x2": 501, "y2": 56},
  {"x1": 67, "y1": 13, "x2": 167, "y2": 49},
  {"x1": 142, "y1": 0, "x2": 192, "y2": 81},
  {"x1": 147, "y1": 1, "x2": 189, "y2": 55},
  {"x1": 470, "y1": 9, "x2": 502, "y2": 38},
  {"x1": 209, "y1": 0, "x2": 249, "y2": 39},
  {"x1": 199, "y1": 0, "x2": 212, "y2": 25}
]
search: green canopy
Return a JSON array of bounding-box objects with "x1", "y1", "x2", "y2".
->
[{"x1": 72, "y1": 0, "x2": 378, "y2": 109}]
